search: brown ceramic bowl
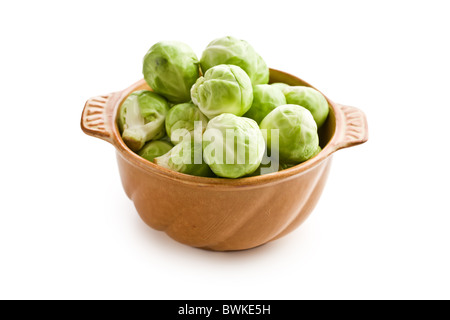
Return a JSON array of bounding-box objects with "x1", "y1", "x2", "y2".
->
[{"x1": 81, "y1": 69, "x2": 368, "y2": 251}]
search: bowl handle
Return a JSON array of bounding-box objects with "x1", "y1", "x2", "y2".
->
[
  {"x1": 81, "y1": 92, "x2": 120, "y2": 144},
  {"x1": 333, "y1": 104, "x2": 369, "y2": 150}
]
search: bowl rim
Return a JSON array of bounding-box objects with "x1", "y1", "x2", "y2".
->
[{"x1": 110, "y1": 69, "x2": 343, "y2": 188}]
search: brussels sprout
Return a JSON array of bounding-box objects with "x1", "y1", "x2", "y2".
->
[
  {"x1": 247, "y1": 152, "x2": 280, "y2": 177},
  {"x1": 244, "y1": 84, "x2": 286, "y2": 124},
  {"x1": 260, "y1": 104, "x2": 319, "y2": 163},
  {"x1": 158, "y1": 135, "x2": 173, "y2": 144},
  {"x1": 191, "y1": 64, "x2": 253, "y2": 119},
  {"x1": 283, "y1": 86, "x2": 329, "y2": 128},
  {"x1": 118, "y1": 90, "x2": 169, "y2": 152},
  {"x1": 249, "y1": 162, "x2": 294, "y2": 176},
  {"x1": 248, "y1": 148, "x2": 298, "y2": 176},
  {"x1": 270, "y1": 82, "x2": 290, "y2": 91},
  {"x1": 202, "y1": 113, "x2": 265, "y2": 178},
  {"x1": 154, "y1": 138, "x2": 213, "y2": 177},
  {"x1": 200, "y1": 36, "x2": 269, "y2": 85},
  {"x1": 138, "y1": 140, "x2": 174, "y2": 162},
  {"x1": 249, "y1": 146, "x2": 322, "y2": 176},
  {"x1": 311, "y1": 146, "x2": 322, "y2": 158},
  {"x1": 279, "y1": 162, "x2": 297, "y2": 170},
  {"x1": 143, "y1": 41, "x2": 200, "y2": 103},
  {"x1": 165, "y1": 102, "x2": 208, "y2": 144}
]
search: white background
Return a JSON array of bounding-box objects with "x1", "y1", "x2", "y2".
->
[{"x1": 1, "y1": 0, "x2": 449, "y2": 300}]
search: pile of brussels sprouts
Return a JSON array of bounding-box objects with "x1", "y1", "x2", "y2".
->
[{"x1": 118, "y1": 36, "x2": 329, "y2": 179}]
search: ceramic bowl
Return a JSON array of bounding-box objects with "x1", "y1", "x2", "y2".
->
[{"x1": 81, "y1": 69, "x2": 368, "y2": 251}]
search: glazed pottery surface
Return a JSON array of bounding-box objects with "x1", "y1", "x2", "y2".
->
[{"x1": 81, "y1": 69, "x2": 368, "y2": 251}]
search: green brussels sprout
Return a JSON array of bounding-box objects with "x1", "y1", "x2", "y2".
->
[
  {"x1": 165, "y1": 102, "x2": 208, "y2": 144},
  {"x1": 247, "y1": 148, "x2": 298, "y2": 176},
  {"x1": 311, "y1": 146, "x2": 322, "y2": 158},
  {"x1": 118, "y1": 90, "x2": 169, "y2": 152},
  {"x1": 138, "y1": 140, "x2": 174, "y2": 162},
  {"x1": 143, "y1": 41, "x2": 200, "y2": 103},
  {"x1": 283, "y1": 86, "x2": 329, "y2": 128},
  {"x1": 158, "y1": 135, "x2": 173, "y2": 144},
  {"x1": 249, "y1": 162, "x2": 294, "y2": 176},
  {"x1": 250, "y1": 146, "x2": 322, "y2": 176},
  {"x1": 260, "y1": 104, "x2": 319, "y2": 163},
  {"x1": 279, "y1": 162, "x2": 297, "y2": 170},
  {"x1": 244, "y1": 84, "x2": 286, "y2": 124},
  {"x1": 191, "y1": 64, "x2": 253, "y2": 119},
  {"x1": 247, "y1": 152, "x2": 280, "y2": 177},
  {"x1": 202, "y1": 113, "x2": 265, "y2": 178},
  {"x1": 154, "y1": 138, "x2": 213, "y2": 177},
  {"x1": 270, "y1": 82, "x2": 290, "y2": 91},
  {"x1": 200, "y1": 36, "x2": 269, "y2": 85}
]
